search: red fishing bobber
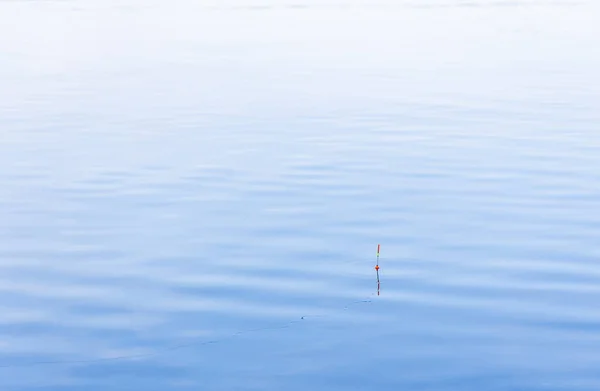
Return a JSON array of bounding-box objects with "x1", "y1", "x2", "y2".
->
[{"x1": 375, "y1": 265, "x2": 379, "y2": 270}]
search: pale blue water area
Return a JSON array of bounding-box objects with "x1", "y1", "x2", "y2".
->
[{"x1": 1, "y1": 0, "x2": 599, "y2": 390}]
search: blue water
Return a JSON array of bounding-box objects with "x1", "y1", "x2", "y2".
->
[{"x1": 1, "y1": 0, "x2": 599, "y2": 390}]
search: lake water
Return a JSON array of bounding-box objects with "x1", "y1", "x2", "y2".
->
[{"x1": 1, "y1": 0, "x2": 599, "y2": 390}]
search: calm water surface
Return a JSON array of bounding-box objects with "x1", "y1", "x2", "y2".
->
[{"x1": 1, "y1": 0, "x2": 599, "y2": 390}]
